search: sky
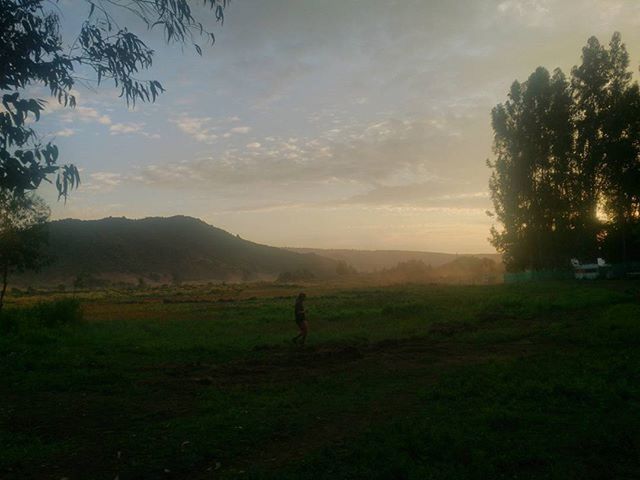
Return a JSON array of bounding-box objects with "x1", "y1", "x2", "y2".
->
[{"x1": 34, "y1": 0, "x2": 640, "y2": 253}]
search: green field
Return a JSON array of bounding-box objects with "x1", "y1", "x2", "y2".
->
[{"x1": 2, "y1": 281, "x2": 640, "y2": 479}]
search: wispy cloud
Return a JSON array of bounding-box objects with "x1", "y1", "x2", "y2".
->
[
  {"x1": 109, "y1": 122, "x2": 145, "y2": 135},
  {"x1": 60, "y1": 106, "x2": 112, "y2": 125},
  {"x1": 135, "y1": 116, "x2": 472, "y2": 192},
  {"x1": 497, "y1": 0, "x2": 554, "y2": 26},
  {"x1": 171, "y1": 114, "x2": 252, "y2": 143},
  {"x1": 82, "y1": 172, "x2": 123, "y2": 193},
  {"x1": 339, "y1": 185, "x2": 491, "y2": 209},
  {"x1": 53, "y1": 128, "x2": 75, "y2": 137},
  {"x1": 171, "y1": 115, "x2": 218, "y2": 143}
]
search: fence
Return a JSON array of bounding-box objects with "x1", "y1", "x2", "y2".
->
[{"x1": 504, "y1": 262, "x2": 640, "y2": 283}]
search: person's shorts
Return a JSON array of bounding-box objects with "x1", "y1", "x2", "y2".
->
[{"x1": 295, "y1": 314, "x2": 306, "y2": 325}]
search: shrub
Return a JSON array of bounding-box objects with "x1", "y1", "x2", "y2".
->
[
  {"x1": 0, "y1": 298, "x2": 83, "y2": 333},
  {"x1": 0, "y1": 309, "x2": 20, "y2": 333},
  {"x1": 33, "y1": 298, "x2": 83, "y2": 327}
]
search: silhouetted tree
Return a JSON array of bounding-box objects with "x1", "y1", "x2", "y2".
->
[
  {"x1": 595, "y1": 34, "x2": 640, "y2": 262},
  {"x1": 489, "y1": 32, "x2": 640, "y2": 271},
  {"x1": 1, "y1": 0, "x2": 229, "y2": 199},
  {"x1": 489, "y1": 67, "x2": 574, "y2": 271},
  {"x1": 0, "y1": 190, "x2": 49, "y2": 312},
  {"x1": 570, "y1": 36, "x2": 611, "y2": 258},
  {"x1": 571, "y1": 33, "x2": 640, "y2": 263}
]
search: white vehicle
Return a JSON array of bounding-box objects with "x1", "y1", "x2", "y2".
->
[{"x1": 570, "y1": 258, "x2": 610, "y2": 280}]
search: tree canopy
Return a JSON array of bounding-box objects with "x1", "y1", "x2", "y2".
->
[
  {"x1": 0, "y1": 0, "x2": 229, "y2": 199},
  {"x1": 488, "y1": 33, "x2": 640, "y2": 272}
]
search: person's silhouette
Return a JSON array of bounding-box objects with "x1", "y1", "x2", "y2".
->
[{"x1": 292, "y1": 292, "x2": 308, "y2": 345}]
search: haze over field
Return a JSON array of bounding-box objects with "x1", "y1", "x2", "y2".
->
[{"x1": 32, "y1": 0, "x2": 640, "y2": 252}]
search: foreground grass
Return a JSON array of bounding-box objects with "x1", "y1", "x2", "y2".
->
[{"x1": 1, "y1": 281, "x2": 639, "y2": 479}]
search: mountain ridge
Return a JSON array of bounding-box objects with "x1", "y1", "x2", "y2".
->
[{"x1": 17, "y1": 215, "x2": 338, "y2": 285}]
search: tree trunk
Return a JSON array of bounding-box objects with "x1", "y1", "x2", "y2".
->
[
  {"x1": 0, "y1": 261, "x2": 8, "y2": 314},
  {"x1": 622, "y1": 218, "x2": 628, "y2": 265}
]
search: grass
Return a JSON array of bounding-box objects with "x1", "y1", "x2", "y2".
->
[{"x1": 1, "y1": 281, "x2": 639, "y2": 479}]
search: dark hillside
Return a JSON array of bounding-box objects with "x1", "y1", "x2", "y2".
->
[{"x1": 18, "y1": 216, "x2": 338, "y2": 285}]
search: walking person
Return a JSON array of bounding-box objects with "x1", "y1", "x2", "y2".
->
[{"x1": 292, "y1": 292, "x2": 308, "y2": 345}]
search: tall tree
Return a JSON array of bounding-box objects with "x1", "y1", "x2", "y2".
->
[
  {"x1": 571, "y1": 35, "x2": 614, "y2": 258},
  {"x1": 0, "y1": 0, "x2": 229, "y2": 199},
  {"x1": 597, "y1": 34, "x2": 640, "y2": 262},
  {"x1": 489, "y1": 67, "x2": 574, "y2": 271},
  {"x1": 489, "y1": 32, "x2": 640, "y2": 271}
]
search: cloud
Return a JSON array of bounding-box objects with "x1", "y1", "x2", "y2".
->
[
  {"x1": 135, "y1": 116, "x2": 479, "y2": 195},
  {"x1": 171, "y1": 115, "x2": 218, "y2": 143},
  {"x1": 170, "y1": 114, "x2": 253, "y2": 143},
  {"x1": 61, "y1": 106, "x2": 112, "y2": 125},
  {"x1": 109, "y1": 122, "x2": 145, "y2": 135},
  {"x1": 105, "y1": 122, "x2": 159, "y2": 138},
  {"x1": 589, "y1": 0, "x2": 640, "y2": 27},
  {"x1": 53, "y1": 128, "x2": 75, "y2": 137},
  {"x1": 339, "y1": 184, "x2": 491, "y2": 209},
  {"x1": 497, "y1": 0, "x2": 554, "y2": 26},
  {"x1": 230, "y1": 126, "x2": 251, "y2": 134},
  {"x1": 83, "y1": 172, "x2": 123, "y2": 193}
]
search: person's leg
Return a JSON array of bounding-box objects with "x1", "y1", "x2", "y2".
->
[
  {"x1": 292, "y1": 321, "x2": 304, "y2": 343},
  {"x1": 299, "y1": 321, "x2": 308, "y2": 345}
]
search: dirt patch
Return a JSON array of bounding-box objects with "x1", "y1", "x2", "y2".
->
[
  {"x1": 142, "y1": 344, "x2": 368, "y2": 390},
  {"x1": 142, "y1": 336, "x2": 546, "y2": 393}
]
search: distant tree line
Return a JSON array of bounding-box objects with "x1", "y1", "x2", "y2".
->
[
  {"x1": 371, "y1": 258, "x2": 502, "y2": 285},
  {"x1": 488, "y1": 33, "x2": 640, "y2": 272}
]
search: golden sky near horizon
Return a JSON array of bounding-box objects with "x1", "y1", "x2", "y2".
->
[{"x1": 36, "y1": 0, "x2": 640, "y2": 253}]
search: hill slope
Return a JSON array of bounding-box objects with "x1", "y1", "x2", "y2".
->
[{"x1": 19, "y1": 216, "x2": 338, "y2": 285}]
